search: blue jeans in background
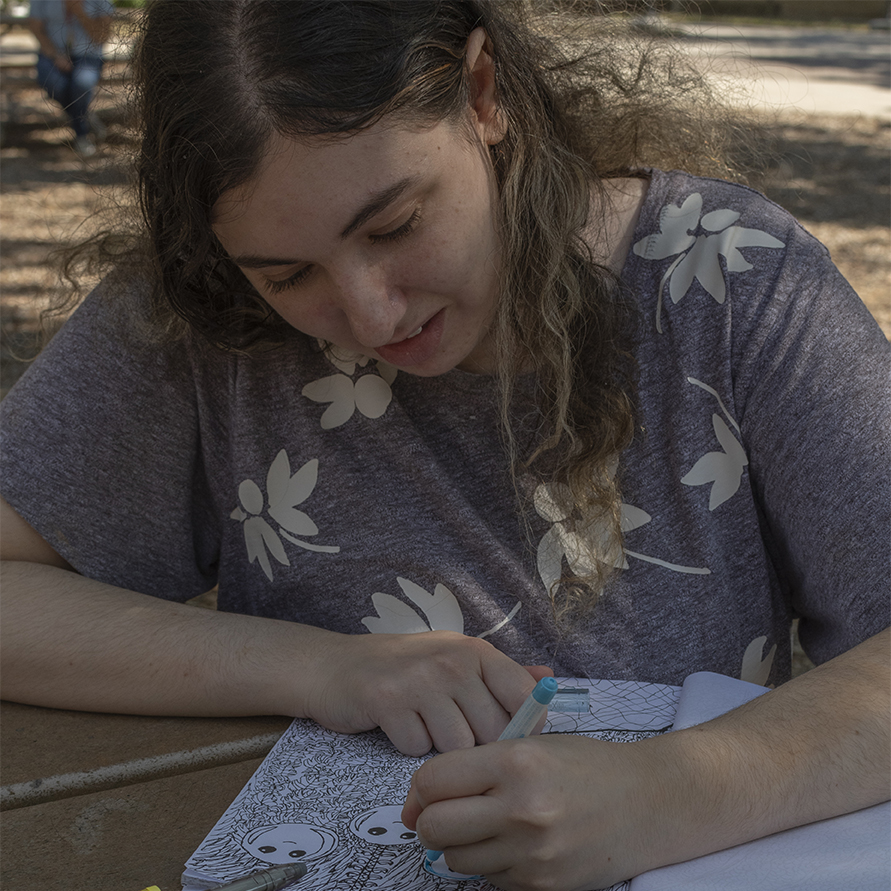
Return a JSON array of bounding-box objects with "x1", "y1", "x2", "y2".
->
[{"x1": 35, "y1": 53, "x2": 104, "y2": 138}]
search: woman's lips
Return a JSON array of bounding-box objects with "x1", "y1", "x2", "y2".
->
[{"x1": 374, "y1": 309, "x2": 445, "y2": 367}]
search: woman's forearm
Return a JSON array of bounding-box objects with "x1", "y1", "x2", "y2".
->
[
  {"x1": 0, "y1": 560, "x2": 335, "y2": 717},
  {"x1": 403, "y1": 628, "x2": 889, "y2": 889},
  {"x1": 0, "y1": 560, "x2": 540, "y2": 756},
  {"x1": 645, "y1": 627, "x2": 890, "y2": 868}
]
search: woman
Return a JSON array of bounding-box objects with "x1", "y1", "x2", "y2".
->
[{"x1": 1, "y1": 2, "x2": 887, "y2": 889}]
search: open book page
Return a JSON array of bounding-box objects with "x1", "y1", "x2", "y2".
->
[{"x1": 182, "y1": 678, "x2": 680, "y2": 891}]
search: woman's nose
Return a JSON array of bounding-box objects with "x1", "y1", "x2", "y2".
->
[{"x1": 333, "y1": 267, "x2": 407, "y2": 348}]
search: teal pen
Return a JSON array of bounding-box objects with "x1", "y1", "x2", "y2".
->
[
  {"x1": 424, "y1": 676, "x2": 559, "y2": 870},
  {"x1": 496, "y1": 676, "x2": 559, "y2": 741},
  {"x1": 205, "y1": 863, "x2": 307, "y2": 891}
]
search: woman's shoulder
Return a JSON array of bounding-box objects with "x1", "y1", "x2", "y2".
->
[
  {"x1": 637, "y1": 169, "x2": 824, "y2": 252},
  {"x1": 4, "y1": 273, "x2": 227, "y2": 416},
  {"x1": 590, "y1": 170, "x2": 825, "y2": 281},
  {"x1": 625, "y1": 168, "x2": 835, "y2": 306}
]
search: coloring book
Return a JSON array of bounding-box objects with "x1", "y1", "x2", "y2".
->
[
  {"x1": 182, "y1": 673, "x2": 890, "y2": 891},
  {"x1": 182, "y1": 678, "x2": 680, "y2": 891}
]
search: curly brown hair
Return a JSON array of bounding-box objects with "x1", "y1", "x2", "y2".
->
[{"x1": 63, "y1": 0, "x2": 750, "y2": 619}]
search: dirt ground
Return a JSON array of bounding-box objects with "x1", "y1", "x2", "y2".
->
[{"x1": 1, "y1": 71, "x2": 888, "y2": 397}]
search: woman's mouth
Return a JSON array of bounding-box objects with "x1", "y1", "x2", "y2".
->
[{"x1": 374, "y1": 309, "x2": 445, "y2": 367}]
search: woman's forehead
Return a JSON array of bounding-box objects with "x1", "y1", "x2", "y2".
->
[{"x1": 212, "y1": 118, "x2": 473, "y2": 224}]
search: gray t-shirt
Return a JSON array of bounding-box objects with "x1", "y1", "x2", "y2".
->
[{"x1": 2, "y1": 170, "x2": 888, "y2": 687}]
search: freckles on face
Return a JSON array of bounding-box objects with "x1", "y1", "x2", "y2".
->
[{"x1": 211, "y1": 119, "x2": 503, "y2": 376}]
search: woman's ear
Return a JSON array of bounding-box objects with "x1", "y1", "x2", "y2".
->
[{"x1": 465, "y1": 27, "x2": 507, "y2": 146}]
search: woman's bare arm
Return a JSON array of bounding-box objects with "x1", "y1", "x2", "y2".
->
[
  {"x1": 0, "y1": 496, "x2": 537, "y2": 755},
  {"x1": 405, "y1": 626, "x2": 890, "y2": 889}
]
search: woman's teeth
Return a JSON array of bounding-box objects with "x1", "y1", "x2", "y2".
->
[{"x1": 406, "y1": 326, "x2": 423, "y2": 339}]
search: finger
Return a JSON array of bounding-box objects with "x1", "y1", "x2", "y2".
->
[
  {"x1": 444, "y1": 839, "x2": 514, "y2": 883},
  {"x1": 421, "y1": 696, "x2": 478, "y2": 754},
  {"x1": 401, "y1": 788, "x2": 422, "y2": 830},
  {"x1": 407, "y1": 745, "x2": 501, "y2": 814},
  {"x1": 524, "y1": 664, "x2": 555, "y2": 681},
  {"x1": 377, "y1": 709, "x2": 433, "y2": 757},
  {"x1": 415, "y1": 792, "x2": 504, "y2": 852},
  {"x1": 450, "y1": 685, "x2": 512, "y2": 747},
  {"x1": 479, "y1": 656, "x2": 541, "y2": 737}
]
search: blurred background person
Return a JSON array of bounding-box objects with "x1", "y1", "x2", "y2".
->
[{"x1": 25, "y1": 0, "x2": 114, "y2": 156}]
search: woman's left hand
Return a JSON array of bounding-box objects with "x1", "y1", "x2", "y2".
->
[
  {"x1": 402, "y1": 733, "x2": 666, "y2": 891},
  {"x1": 403, "y1": 629, "x2": 891, "y2": 891}
]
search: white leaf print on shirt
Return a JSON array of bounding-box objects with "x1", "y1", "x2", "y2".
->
[
  {"x1": 362, "y1": 577, "x2": 465, "y2": 634},
  {"x1": 632, "y1": 192, "x2": 785, "y2": 333},
  {"x1": 681, "y1": 378, "x2": 748, "y2": 511},
  {"x1": 682, "y1": 414, "x2": 749, "y2": 510},
  {"x1": 533, "y1": 483, "x2": 711, "y2": 592},
  {"x1": 302, "y1": 346, "x2": 398, "y2": 429},
  {"x1": 740, "y1": 635, "x2": 776, "y2": 686},
  {"x1": 534, "y1": 483, "x2": 709, "y2": 590},
  {"x1": 361, "y1": 576, "x2": 523, "y2": 640},
  {"x1": 230, "y1": 450, "x2": 340, "y2": 581}
]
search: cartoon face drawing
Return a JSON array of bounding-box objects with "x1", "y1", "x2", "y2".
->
[
  {"x1": 349, "y1": 805, "x2": 418, "y2": 845},
  {"x1": 242, "y1": 823, "x2": 337, "y2": 862}
]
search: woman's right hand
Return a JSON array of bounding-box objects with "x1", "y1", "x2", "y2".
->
[
  {"x1": 302, "y1": 630, "x2": 548, "y2": 756},
  {"x1": 0, "y1": 496, "x2": 547, "y2": 751}
]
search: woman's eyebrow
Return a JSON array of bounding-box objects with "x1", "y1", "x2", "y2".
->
[{"x1": 228, "y1": 175, "x2": 423, "y2": 269}]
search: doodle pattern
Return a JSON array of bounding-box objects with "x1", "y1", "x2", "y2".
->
[{"x1": 183, "y1": 679, "x2": 681, "y2": 891}]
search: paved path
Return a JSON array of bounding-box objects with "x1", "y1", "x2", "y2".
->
[
  {"x1": 3, "y1": 18, "x2": 888, "y2": 118},
  {"x1": 673, "y1": 23, "x2": 891, "y2": 120}
]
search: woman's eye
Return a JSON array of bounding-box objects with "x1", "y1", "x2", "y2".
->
[
  {"x1": 264, "y1": 266, "x2": 312, "y2": 294},
  {"x1": 259, "y1": 208, "x2": 420, "y2": 295},
  {"x1": 369, "y1": 209, "x2": 420, "y2": 245}
]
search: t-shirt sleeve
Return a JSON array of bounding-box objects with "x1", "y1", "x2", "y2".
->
[
  {"x1": 0, "y1": 285, "x2": 221, "y2": 600},
  {"x1": 732, "y1": 216, "x2": 890, "y2": 663}
]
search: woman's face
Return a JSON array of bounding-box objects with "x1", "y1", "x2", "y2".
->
[{"x1": 212, "y1": 117, "x2": 503, "y2": 376}]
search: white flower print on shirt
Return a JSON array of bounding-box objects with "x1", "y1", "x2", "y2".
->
[
  {"x1": 681, "y1": 377, "x2": 749, "y2": 510},
  {"x1": 534, "y1": 482, "x2": 710, "y2": 592},
  {"x1": 740, "y1": 635, "x2": 776, "y2": 686},
  {"x1": 361, "y1": 576, "x2": 523, "y2": 640},
  {"x1": 632, "y1": 192, "x2": 785, "y2": 333},
  {"x1": 302, "y1": 345, "x2": 398, "y2": 430},
  {"x1": 230, "y1": 450, "x2": 340, "y2": 581},
  {"x1": 362, "y1": 577, "x2": 465, "y2": 634}
]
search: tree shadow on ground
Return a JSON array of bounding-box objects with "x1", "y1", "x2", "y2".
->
[
  {"x1": 0, "y1": 79, "x2": 136, "y2": 396},
  {"x1": 734, "y1": 113, "x2": 891, "y2": 229}
]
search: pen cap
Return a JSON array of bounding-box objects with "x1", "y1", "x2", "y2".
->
[{"x1": 531, "y1": 677, "x2": 558, "y2": 705}]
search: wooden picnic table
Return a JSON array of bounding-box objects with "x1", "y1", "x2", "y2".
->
[{"x1": 0, "y1": 700, "x2": 292, "y2": 891}]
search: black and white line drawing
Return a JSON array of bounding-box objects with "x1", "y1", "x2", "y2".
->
[{"x1": 183, "y1": 678, "x2": 681, "y2": 891}]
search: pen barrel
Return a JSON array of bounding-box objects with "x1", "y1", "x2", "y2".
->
[
  {"x1": 210, "y1": 863, "x2": 307, "y2": 891},
  {"x1": 498, "y1": 678, "x2": 558, "y2": 741}
]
